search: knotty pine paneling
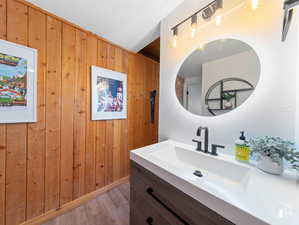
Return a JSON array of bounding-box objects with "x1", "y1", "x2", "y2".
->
[
  {"x1": 45, "y1": 16, "x2": 62, "y2": 213},
  {"x1": 73, "y1": 30, "x2": 88, "y2": 200},
  {"x1": 85, "y1": 34, "x2": 98, "y2": 194},
  {"x1": 0, "y1": 0, "x2": 6, "y2": 40},
  {"x1": 6, "y1": 1, "x2": 28, "y2": 225},
  {"x1": 0, "y1": 125, "x2": 5, "y2": 225},
  {"x1": 27, "y1": 7, "x2": 46, "y2": 220},
  {"x1": 60, "y1": 23, "x2": 76, "y2": 205},
  {"x1": 0, "y1": 0, "x2": 6, "y2": 224},
  {"x1": 0, "y1": 0, "x2": 159, "y2": 224}
]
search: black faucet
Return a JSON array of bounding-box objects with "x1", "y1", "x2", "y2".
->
[
  {"x1": 192, "y1": 126, "x2": 209, "y2": 153},
  {"x1": 198, "y1": 127, "x2": 209, "y2": 153},
  {"x1": 192, "y1": 139, "x2": 202, "y2": 151},
  {"x1": 211, "y1": 144, "x2": 225, "y2": 156},
  {"x1": 193, "y1": 127, "x2": 225, "y2": 156}
]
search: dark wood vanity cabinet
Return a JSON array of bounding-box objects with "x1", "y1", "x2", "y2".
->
[{"x1": 130, "y1": 161, "x2": 235, "y2": 225}]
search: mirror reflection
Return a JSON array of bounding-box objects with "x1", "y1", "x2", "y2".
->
[{"x1": 175, "y1": 39, "x2": 261, "y2": 117}]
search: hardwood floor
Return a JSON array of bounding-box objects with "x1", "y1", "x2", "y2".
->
[{"x1": 43, "y1": 183, "x2": 130, "y2": 225}]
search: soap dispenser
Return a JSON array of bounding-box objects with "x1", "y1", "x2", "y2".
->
[{"x1": 235, "y1": 131, "x2": 250, "y2": 163}]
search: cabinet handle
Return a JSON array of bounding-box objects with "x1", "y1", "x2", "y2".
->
[
  {"x1": 146, "y1": 188, "x2": 190, "y2": 225},
  {"x1": 146, "y1": 217, "x2": 153, "y2": 225}
]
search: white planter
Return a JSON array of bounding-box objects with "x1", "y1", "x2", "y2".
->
[
  {"x1": 257, "y1": 156, "x2": 284, "y2": 175},
  {"x1": 224, "y1": 101, "x2": 233, "y2": 109}
]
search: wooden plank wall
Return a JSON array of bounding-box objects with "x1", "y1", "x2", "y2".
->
[{"x1": 0, "y1": 1, "x2": 160, "y2": 224}]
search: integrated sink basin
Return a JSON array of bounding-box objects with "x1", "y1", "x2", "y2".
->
[
  {"x1": 131, "y1": 140, "x2": 299, "y2": 225},
  {"x1": 150, "y1": 146, "x2": 251, "y2": 190}
]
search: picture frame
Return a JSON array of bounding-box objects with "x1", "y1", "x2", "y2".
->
[
  {"x1": 91, "y1": 66, "x2": 127, "y2": 120},
  {"x1": 0, "y1": 39, "x2": 37, "y2": 123}
]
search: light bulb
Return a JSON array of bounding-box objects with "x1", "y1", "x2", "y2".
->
[
  {"x1": 191, "y1": 24, "x2": 197, "y2": 39},
  {"x1": 215, "y1": 15, "x2": 222, "y2": 26},
  {"x1": 215, "y1": 1, "x2": 223, "y2": 27},
  {"x1": 251, "y1": 0, "x2": 259, "y2": 10},
  {"x1": 190, "y1": 15, "x2": 197, "y2": 39},
  {"x1": 172, "y1": 36, "x2": 177, "y2": 48},
  {"x1": 172, "y1": 27, "x2": 178, "y2": 48}
]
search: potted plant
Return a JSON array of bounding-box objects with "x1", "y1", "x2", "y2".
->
[
  {"x1": 249, "y1": 136, "x2": 296, "y2": 175},
  {"x1": 289, "y1": 152, "x2": 299, "y2": 183},
  {"x1": 222, "y1": 92, "x2": 235, "y2": 109}
]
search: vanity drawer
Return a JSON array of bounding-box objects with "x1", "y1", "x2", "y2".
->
[
  {"x1": 131, "y1": 161, "x2": 234, "y2": 225},
  {"x1": 131, "y1": 185, "x2": 185, "y2": 225}
]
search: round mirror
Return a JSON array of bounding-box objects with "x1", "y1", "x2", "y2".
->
[{"x1": 175, "y1": 39, "x2": 261, "y2": 117}]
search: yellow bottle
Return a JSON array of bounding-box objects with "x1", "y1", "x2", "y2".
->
[{"x1": 235, "y1": 131, "x2": 250, "y2": 162}]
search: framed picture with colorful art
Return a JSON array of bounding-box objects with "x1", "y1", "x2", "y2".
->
[
  {"x1": 0, "y1": 39, "x2": 37, "y2": 123},
  {"x1": 91, "y1": 66, "x2": 127, "y2": 120}
]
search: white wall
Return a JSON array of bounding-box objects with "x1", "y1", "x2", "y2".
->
[
  {"x1": 159, "y1": 0, "x2": 299, "y2": 152},
  {"x1": 201, "y1": 49, "x2": 260, "y2": 116},
  {"x1": 296, "y1": 15, "x2": 299, "y2": 146},
  {"x1": 184, "y1": 76, "x2": 202, "y2": 114}
]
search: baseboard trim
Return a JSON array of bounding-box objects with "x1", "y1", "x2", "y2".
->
[{"x1": 20, "y1": 176, "x2": 129, "y2": 225}]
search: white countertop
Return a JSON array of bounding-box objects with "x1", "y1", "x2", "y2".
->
[{"x1": 130, "y1": 140, "x2": 299, "y2": 225}]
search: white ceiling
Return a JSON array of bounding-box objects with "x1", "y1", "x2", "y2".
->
[
  {"x1": 26, "y1": 0, "x2": 183, "y2": 52},
  {"x1": 179, "y1": 39, "x2": 253, "y2": 78}
]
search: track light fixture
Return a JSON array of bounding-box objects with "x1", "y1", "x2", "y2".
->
[{"x1": 171, "y1": 0, "x2": 223, "y2": 48}]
